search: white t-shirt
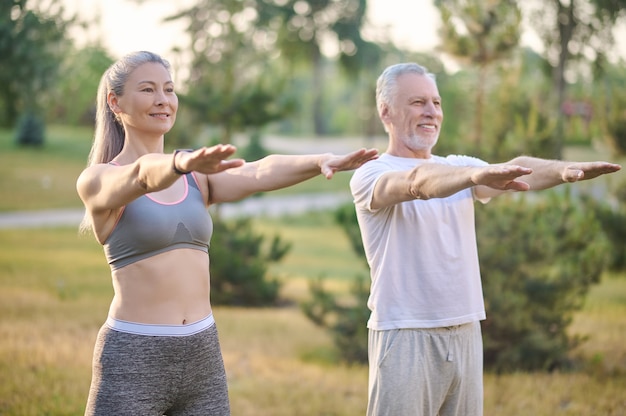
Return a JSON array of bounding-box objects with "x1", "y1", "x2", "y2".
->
[{"x1": 350, "y1": 153, "x2": 489, "y2": 330}]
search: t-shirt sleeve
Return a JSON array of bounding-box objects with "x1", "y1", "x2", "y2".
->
[
  {"x1": 350, "y1": 161, "x2": 388, "y2": 212},
  {"x1": 445, "y1": 154, "x2": 488, "y2": 168}
]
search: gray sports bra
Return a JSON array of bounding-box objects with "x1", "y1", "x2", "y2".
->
[{"x1": 103, "y1": 173, "x2": 212, "y2": 271}]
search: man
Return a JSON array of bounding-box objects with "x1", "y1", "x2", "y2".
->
[{"x1": 350, "y1": 62, "x2": 621, "y2": 416}]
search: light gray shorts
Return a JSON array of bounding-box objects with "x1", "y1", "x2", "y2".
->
[
  {"x1": 367, "y1": 321, "x2": 483, "y2": 416},
  {"x1": 85, "y1": 315, "x2": 230, "y2": 416}
]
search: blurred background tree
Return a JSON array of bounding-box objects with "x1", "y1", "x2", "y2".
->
[
  {"x1": 255, "y1": 0, "x2": 381, "y2": 136},
  {"x1": 594, "y1": 56, "x2": 626, "y2": 156},
  {"x1": 527, "y1": 0, "x2": 626, "y2": 158},
  {"x1": 166, "y1": 0, "x2": 296, "y2": 147},
  {"x1": 49, "y1": 45, "x2": 114, "y2": 126},
  {"x1": 3, "y1": 0, "x2": 625, "y2": 157},
  {"x1": 435, "y1": 0, "x2": 522, "y2": 153},
  {"x1": 482, "y1": 48, "x2": 557, "y2": 161},
  {"x1": 0, "y1": 0, "x2": 75, "y2": 145}
]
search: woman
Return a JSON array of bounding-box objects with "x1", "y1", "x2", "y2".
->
[{"x1": 77, "y1": 50, "x2": 378, "y2": 415}]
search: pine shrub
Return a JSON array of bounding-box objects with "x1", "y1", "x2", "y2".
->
[
  {"x1": 477, "y1": 191, "x2": 610, "y2": 372},
  {"x1": 15, "y1": 112, "x2": 45, "y2": 147},
  {"x1": 301, "y1": 275, "x2": 370, "y2": 363},
  {"x1": 209, "y1": 217, "x2": 291, "y2": 306}
]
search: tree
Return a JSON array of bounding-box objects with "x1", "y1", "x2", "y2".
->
[
  {"x1": 0, "y1": 0, "x2": 74, "y2": 127},
  {"x1": 527, "y1": 0, "x2": 626, "y2": 158},
  {"x1": 435, "y1": 0, "x2": 522, "y2": 149},
  {"x1": 485, "y1": 48, "x2": 557, "y2": 161},
  {"x1": 49, "y1": 45, "x2": 114, "y2": 126},
  {"x1": 593, "y1": 56, "x2": 626, "y2": 156},
  {"x1": 167, "y1": 0, "x2": 295, "y2": 145},
  {"x1": 255, "y1": 0, "x2": 381, "y2": 135}
]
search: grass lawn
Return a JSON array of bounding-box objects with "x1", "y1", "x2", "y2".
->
[
  {"x1": 0, "y1": 126, "x2": 91, "y2": 211},
  {"x1": 0, "y1": 223, "x2": 625, "y2": 415}
]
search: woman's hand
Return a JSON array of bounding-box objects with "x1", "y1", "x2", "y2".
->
[
  {"x1": 320, "y1": 148, "x2": 379, "y2": 179},
  {"x1": 176, "y1": 144, "x2": 245, "y2": 174}
]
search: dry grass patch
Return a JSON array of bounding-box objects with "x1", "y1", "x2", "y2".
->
[
  {"x1": 569, "y1": 274, "x2": 626, "y2": 374},
  {"x1": 217, "y1": 306, "x2": 368, "y2": 416},
  {"x1": 0, "y1": 288, "x2": 99, "y2": 415},
  {"x1": 484, "y1": 371, "x2": 626, "y2": 415}
]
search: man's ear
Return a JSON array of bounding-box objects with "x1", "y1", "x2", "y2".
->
[{"x1": 380, "y1": 104, "x2": 391, "y2": 123}]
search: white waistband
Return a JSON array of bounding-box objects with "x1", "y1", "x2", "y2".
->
[{"x1": 106, "y1": 314, "x2": 215, "y2": 337}]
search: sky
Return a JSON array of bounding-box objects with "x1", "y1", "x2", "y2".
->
[{"x1": 62, "y1": 0, "x2": 624, "y2": 64}]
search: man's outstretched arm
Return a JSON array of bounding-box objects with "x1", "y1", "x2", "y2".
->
[
  {"x1": 371, "y1": 163, "x2": 533, "y2": 210},
  {"x1": 474, "y1": 156, "x2": 621, "y2": 200}
]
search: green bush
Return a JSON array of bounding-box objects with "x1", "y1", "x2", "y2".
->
[
  {"x1": 298, "y1": 205, "x2": 370, "y2": 364},
  {"x1": 301, "y1": 275, "x2": 370, "y2": 363},
  {"x1": 477, "y1": 191, "x2": 610, "y2": 372},
  {"x1": 209, "y1": 216, "x2": 291, "y2": 306},
  {"x1": 335, "y1": 203, "x2": 367, "y2": 268},
  {"x1": 582, "y1": 181, "x2": 626, "y2": 272},
  {"x1": 238, "y1": 131, "x2": 270, "y2": 162},
  {"x1": 15, "y1": 112, "x2": 45, "y2": 147}
]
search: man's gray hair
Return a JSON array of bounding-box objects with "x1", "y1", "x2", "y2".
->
[{"x1": 375, "y1": 63, "x2": 436, "y2": 118}]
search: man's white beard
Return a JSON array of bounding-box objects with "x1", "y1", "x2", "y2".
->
[{"x1": 406, "y1": 132, "x2": 439, "y2": 152}]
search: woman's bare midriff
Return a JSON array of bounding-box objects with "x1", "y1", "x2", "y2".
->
[{"x1": 108, "y1": 248, "x2": 212, "y2": 325}]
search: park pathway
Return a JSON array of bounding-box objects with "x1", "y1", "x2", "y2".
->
[{"x1": 0, "y1": 192, "x2": 352, "y2": 229}]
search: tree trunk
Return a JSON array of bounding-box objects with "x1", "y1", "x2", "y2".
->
[
  {"x1": 474, "y1": 64, "x2": 486, "y2": 150},
  {"x1": 311, "y1": 47, "x2": 327, "y2": 136},
  {"x1": 553, "y1": 0, "x2": 576, "y2": 159}
]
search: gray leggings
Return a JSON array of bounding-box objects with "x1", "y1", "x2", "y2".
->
[{"x1": 85, "y1": 322, "x2": 230, "y2": 415}]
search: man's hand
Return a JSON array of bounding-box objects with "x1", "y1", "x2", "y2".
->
[
  {"x1": 561, "y1": 162, "x2": 621, "y2": 183},
  {"x1": 471, "y1": 164, "x2": 533, "y2": 191}
]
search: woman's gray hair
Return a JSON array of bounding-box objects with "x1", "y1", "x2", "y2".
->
[
  {"x1": 375, "y1": 63, "x2": 436, "y2": 122},
  {"x1": 80, "y1": 51, "x2": 171, "y2": 234},
  {"x1": 86, "y1": 51, "x2": 172, "y2": 167}
]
